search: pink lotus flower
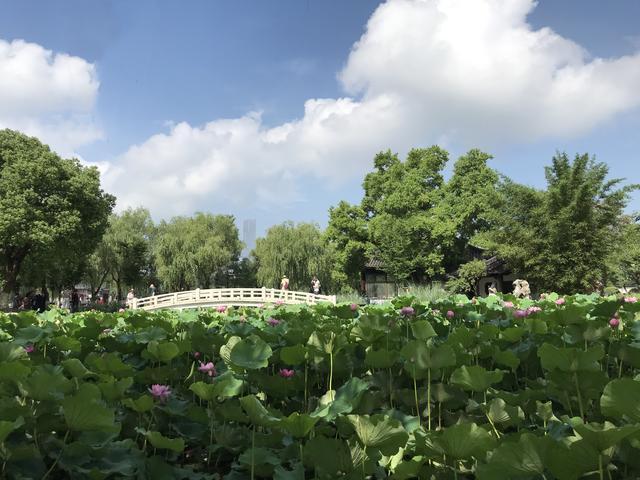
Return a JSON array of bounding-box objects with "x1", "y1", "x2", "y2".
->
[
  {"x1": 514, "y1": 309, "x2": 528, "y2": 318},
  {"x1": 216, "y1": 305, "x2": 227, "y2": 313},
  {"x1": 102, "y1": 328, "x2": 112, "y2": 334},
  {"x1": 539, "y1": 293, "x2": 547, "y2": 300},
  {"x1": 400, "y1": 306, "x2": 415, "y2": 316},
  {"x1": 118, "y1": 308, "x2": 126, "y2": 313},
  {"x1": 503, "y1": 301, "x2": 514, "y2": 309},
  {"x1": 193, "y1": 351, "x2": 201, "y2": 359},
  {"x1": 275, "y1": 299, "x2": 285, "y2": 306},
  {"x1": 446, "y1": 310, "x2": 455, "y2": 319},
  {"x1": 624, "y1": 296, "x2": 638, "y2": 304},
  {"x1": 609, "y1": 317, "x2": 620, "y2": 328},
  {"x1": 24, "y1": 345, "x2": 34, "y2": 353},
  {"x1": 527, "y1": 306, "x2": 542, "y2": 314},
  {"x1": 555, "y1": 298, "x2": 566, "y2": 306},
  {"x1": 257, "y1": 303, "x2": 264, "y2": 309},
  {"x1": 198, "y1": 361, "x2": 217, "y2": 377},
  {"x1": 267, "y1": 317, "x2": 281, "y2": 327},
  {"x1": 148, "y1": 384, "x2": 171, "y2": 401},
  {"x1": 350, "y1": 303, "x2": 358, "y2": 312},
  {"x1": 279, "y1": 368, "x2": 295, "y2": 378}
]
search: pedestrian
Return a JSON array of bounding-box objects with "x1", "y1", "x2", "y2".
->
[
  {"x1": 149, "y1": 283, "x2": 156, "y2": 296},
  {"x1": 70, "y1": 288, "x2": 80, "y2": 313},
  {"x1": 311, "y1": 275, "x2": 321, "y2": 295},
  {"x1": 280, "y1": 276, "x2": 289, "y2": 290},
  {"x1": 126, "y1": 289, "x2": 135, "y2": 306}
]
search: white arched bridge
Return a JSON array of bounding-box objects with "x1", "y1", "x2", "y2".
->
[{"x1": 127, "y1": 287, "x2": 337, "y2": 311}]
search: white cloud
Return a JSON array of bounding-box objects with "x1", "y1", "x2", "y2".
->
[
  {"x1": 0, "y1": 39, "x2": 101, "y2": 156},
  {"x1": 106, "y1": 0, "x2": 640, "y2": 215}
]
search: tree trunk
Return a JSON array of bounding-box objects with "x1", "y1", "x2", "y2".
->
[{"x1": 3, "y1": 247, "x2": 28, "y2": 296}]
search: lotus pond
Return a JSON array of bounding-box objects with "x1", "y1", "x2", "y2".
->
[{"x1": 1, "y1": 293, "x2": 640, "y2": 479}]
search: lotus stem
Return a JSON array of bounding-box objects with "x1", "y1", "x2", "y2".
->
[
  {"x1": 413, "y1": 366, "x2": 421, "y2": 423},
  {"x1": 573, "y1": 373, "x2": 585, "y2": 420},
  {"x1": 41, "y1": 430, "x2": 70, "y2": 480},
  {"x1": 427, "y1": 368, "x2": 432, "y2": 431}
]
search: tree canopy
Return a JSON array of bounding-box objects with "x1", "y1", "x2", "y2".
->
[
  {"x1": 253, "y1": 222, "x2": 335, "y2": 292},
  {"x1": 0, "y1": 129, "x2": 115, "y2": 295},
  {"x1": 476, "y1": 153, "x2": 638, "y2": 293},
  {"x1": 154, "y1": 213, "x2": 242, "y2": 291}
]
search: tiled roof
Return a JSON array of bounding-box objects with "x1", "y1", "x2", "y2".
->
[{"x1": 364, "y1": 258, "x2": 385, "y2": 269}]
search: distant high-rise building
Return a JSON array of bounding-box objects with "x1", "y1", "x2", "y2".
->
[{"x1": 242, "y1": 219, "x2": 256, "y2": 257}]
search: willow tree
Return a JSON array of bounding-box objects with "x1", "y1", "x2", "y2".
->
[
  {"x1": 154, "y1": 213, "x2": 242, "y2": 291},
  {"x1": 253, "y1": 222, "x2": 336, "y2": 292}
]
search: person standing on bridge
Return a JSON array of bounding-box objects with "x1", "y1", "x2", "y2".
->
[
  {"x1": 149, "y1": 284, "x2": 156, "y2": 296},
  {"x1": 280, "y1": 275, "x2": 289, "y2": 290},
  {"x1": 311, "y1": 275, "x2": 321, "y2": 295}
]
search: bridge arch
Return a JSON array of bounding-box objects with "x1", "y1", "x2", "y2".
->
[{"x1": 127, "y1": 287, "x2": 337, "y2": 311}]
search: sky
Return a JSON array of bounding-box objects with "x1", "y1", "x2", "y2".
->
[{"x1": 1, "y1": 0, "x2": 639, "y2": 241}]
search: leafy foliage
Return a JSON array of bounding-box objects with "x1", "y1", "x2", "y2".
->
[{"x1": 0, "y1": 293, "x2": 639, "y2": 478}]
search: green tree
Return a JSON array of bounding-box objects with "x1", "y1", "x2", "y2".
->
[
  {"x1": 446, "y1": 259, "x2": 487, "y2": 296},
  {"x1": 0, "y1": 129, "x2": 115, "y2": 295},
  {"x1": 253, "y1": 222, "x2": 336, "y2": 292},
  {"x1": 477, "y1": 153, "x2": 637, "y2": 293},
  {"x1": 154, "y1": 213, "x2": 242, "y2": 291},
  {"x1": 437, "y1": 149, "x2": 499, "y2": 271},
  {"x1": 325, "y1": 201, "x2": 369, "y2": 290},
  {"x1": 83, "y1": 208, "x2": 156, "y2": 300},
  {"x1": 607, "y1": 214, "x2": 640, "y2": 289}
]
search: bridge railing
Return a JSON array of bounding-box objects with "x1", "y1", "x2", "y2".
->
[{"x1": 128, "y1": 287, "x2": 336, "y2": 311}]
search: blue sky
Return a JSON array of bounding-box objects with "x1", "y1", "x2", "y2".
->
[{"x1": 0, "y1": 0, "x2": 639, "y2": 240}]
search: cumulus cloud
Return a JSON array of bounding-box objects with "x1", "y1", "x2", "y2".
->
[
  {"x1": 0, "y1": 39, "x2": 101, "y2": 155},
  {"x1": 107, "y1": 0, "x2": 640, "y2": 215}
]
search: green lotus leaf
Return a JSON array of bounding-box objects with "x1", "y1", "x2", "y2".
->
[
  {"x1": 401, "y1": 341, "x2": 456, "y2": 376},
  {"x1": 538, "y1": 343, "x2": 604, "y2": 372},
  {"x1": 0, "y1": 416, "x2": 24, "y2": 443},
  {"x1": 52, "y1": 335, "x2": 82, "y2": 354},
  {"x1": 346, "y1": 414, "x2": 409, "y2": 456},
  {"x1": 122, "y1": 394, "x2": 154, "y2": 413},
  {"x1": 20, "y1": 364, "x2": 74, "y2": 400},
  {"x1": 493, "y1": 349, "x2": 520, "y2": 371},
  {"x1": 85, "y1": 352, "x2": 134, "y2": 378},
  {"x1": 365, "y1": 347, "x2": 396, "y2": 369},
  {"x1": 0, "y1": 361, "x2": 31, "y2": 382},
  {"x1": 145, "y1": 430, "x2": 185, "y2": 452},
  {"x1": 476, "y1": 433, "x2": 553, "y2": 479},
  {"x1": 486, "y1": 398, "x2": 524, "y2": 425},
  {"x1": 303, "y1": 436, "x2": 352, "y2": 475},
  {"x1": 601, "y1": 378, "x2": 640, "y2": 422},
  {"x1": 411, "y1": 320, "x2": 436, "y2": 340},
  {"x1": 572, "y1": 420, "x2": 640, "y2": 452},
  {"x1": 308, "y1": 330, "x2": 348, "y2": 355},
  {"x1": 229, "y1": 335, "x2": 272, "y2": 370},
  {"x1": 61, "y1": 358, "x2": 95, "y2": 378},
  {"x1": 240, "y1": 395, "x2": 281, "y2": 427},
  {"x1": 279, "y1": 344, "x2": 307, "y2": 365},
  {"x1": 501, "y1": 326, "x2": 526, "y2": 342},
  {"x1": 279, "y1": 412, "x2": 318, "y2": 438},
  {"x1": 311, "y1": 377, "x2": 369, "y2": 421},
  {"x1": 63, "y1": 383, "x2": 118, "y2": 432},
  {"x1": 99, "y1": 376, "x2": 134, "y2": 401},
  {"x1": 134, "y1": 326, "x2": 168, "y2": 343},
  {"x1": 536, "y1": 400, "x2": 557, "y2": 423},
  {"x1": 435, "y1": 422, "x2": 496, "y2": 460},
  {"x1": 0, "y1": 343, "x2": 27, "y2": 362},
  {"x1": 450, "y1": 365, "x2": 503, "y2": 392},
  {"x1": 146, "y1": 341, "x2": 180, "y2": 364}
]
